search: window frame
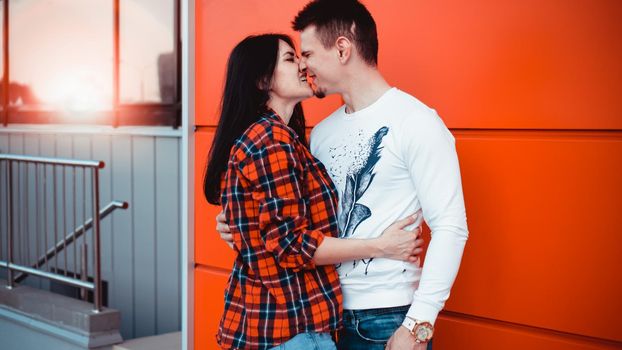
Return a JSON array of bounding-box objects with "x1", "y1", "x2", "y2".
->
[{"x1": 1, "y1": 0, "x2": 182, "y2": 128}]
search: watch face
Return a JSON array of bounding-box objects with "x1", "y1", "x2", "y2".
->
[
  {"x1": 415, "y1": 327, "x2": 430, "y2": 341},
  {"x1": 414, "y1": 323, "x2": 433, "y2": 342}
]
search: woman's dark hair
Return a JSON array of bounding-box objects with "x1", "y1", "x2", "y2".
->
[{"x1": 203, "y1": 34, "x2": 308, "y2": 205}]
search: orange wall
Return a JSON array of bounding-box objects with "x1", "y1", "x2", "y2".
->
[{"x1": 194, "y1": 1, "x2": 622, "y2": 349}]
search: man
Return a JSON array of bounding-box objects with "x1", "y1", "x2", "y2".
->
[{"x1": 217, "y1": 1, "x2": 468, "y2": 349}]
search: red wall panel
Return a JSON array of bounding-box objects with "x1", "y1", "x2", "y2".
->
[
  {"x1": 370, "y1": 0, "x2": 622, "y2": 130},
  {"x1": 194, "y1": 130, "x2": 235, "y2": 268},
  {"x1": 196, "y1": 0, "x2": 622, "y2": 129},
  {"x1": 194, "y1": 1, "x2": 622, "y2": 348},
  {"x1": 449, "y1": 133, "x2": 622, "y2": 342},
  {"x1": 434, "y1": 315, "x2": 622, "y2": 350},
  {"x1": 195, "y1": 268, "x2": 229, "y2": 350},
  {"x1": 195, "y1": 0, "x2": 343, "y2": 127}
]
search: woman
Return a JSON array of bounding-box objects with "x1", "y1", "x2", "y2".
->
[{"x1": 204, "y1": 34, "x2": 422, "y2": 350}]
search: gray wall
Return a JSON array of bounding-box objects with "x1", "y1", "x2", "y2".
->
[{"x1": 0, "y1": 127, "x2": 182, "y2": 340}]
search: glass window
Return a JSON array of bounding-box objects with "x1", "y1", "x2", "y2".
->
[
  {"x1": 120, "y1": 0, "x2": 177, "y2": 104},
  {"x1": 2, "y1": 0, "x2": 180, "y2": 126},
  {"x1": 9, "y1": 0, "x2": 113, "y2": 112}
]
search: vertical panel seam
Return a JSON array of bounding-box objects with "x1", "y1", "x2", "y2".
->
[
  {"x1": 130, "y1": 135, "x2": 136, "y2": 338},
  {"x1": 154, "y1": 136, "x2": 159, "y2": 334}
]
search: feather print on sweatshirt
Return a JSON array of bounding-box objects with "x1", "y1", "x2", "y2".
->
[
  {"x1": 338, "y1": 126, "x2": 388, "y2": 236},
  {"x1": 337, "y1": 126, "x2": 389, "y2": 274}
]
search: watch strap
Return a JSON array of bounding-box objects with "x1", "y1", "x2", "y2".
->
[{"x1": 401, "y1": 316, "x2": 417, "y2": 332}]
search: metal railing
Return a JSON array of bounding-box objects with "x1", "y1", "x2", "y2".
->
[{"x1": 0, "y1": 154, "x2": 128, "y2": 312}]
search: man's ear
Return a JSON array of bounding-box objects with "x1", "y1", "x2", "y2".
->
[{"x1": 335, "y1": 36, "x2": 352, "y2": 63}]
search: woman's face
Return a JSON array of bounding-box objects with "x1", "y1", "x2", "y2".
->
[{"x1": 269, "y1": 40, "x2": 314, "y2": 103}]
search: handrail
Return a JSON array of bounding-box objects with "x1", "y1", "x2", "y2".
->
[
  {"x1": 13, "y1": 201, "x2": 129, "y2": 284},
  {"x1": 0, "y1": 154, "x2": 104, "y2": 168},
  {"x1": 0, "y1": 261, "x2": 94, "y2": 290},
  {"x1": 0, "y1": 154, "x2": 122, "y2": 312}
]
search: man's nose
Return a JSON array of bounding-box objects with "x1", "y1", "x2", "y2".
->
[{"x1": 298, "y1": 59, "x2": 307, "y2": 72}]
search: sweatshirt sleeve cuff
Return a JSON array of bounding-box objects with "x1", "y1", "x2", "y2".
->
[{"x1": 406, "y1": 299, "x2": 442, "y2": 326}]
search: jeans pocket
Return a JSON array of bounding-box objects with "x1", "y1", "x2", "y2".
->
[{"x1": 354, "y1": 313, "x2": 403, "y2": 343}]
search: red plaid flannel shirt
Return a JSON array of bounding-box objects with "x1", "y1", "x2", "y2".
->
[{"x1": 217, "y1": 111, "x2": 342, "y2": 349}]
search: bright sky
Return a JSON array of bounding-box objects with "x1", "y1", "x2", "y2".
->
[{"x1": 6, "y1": 0, "x2": 174, "y2": 111}]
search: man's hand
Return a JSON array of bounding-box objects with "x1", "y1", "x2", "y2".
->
[
  {"x1": 386, "y1": 325, "x2": 427, "y2": 350},
  {"x1": 216, "y1": 211, "x2": 234, "y2": 249},
  {"x1": 376, "y1": 213, "x2": 424, "y2": 263}
]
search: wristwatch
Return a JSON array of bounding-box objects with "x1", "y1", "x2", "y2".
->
[{"x1": 401, "y1": 316, "x2": 434, "y2": 343}]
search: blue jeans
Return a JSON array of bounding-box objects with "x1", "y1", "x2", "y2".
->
[
  {"x1": 270, "y1": 332, "x2": 337, "y2": 350},
  {"x1": 338, "y1": 305, "x2": 433, "y2": 350}
]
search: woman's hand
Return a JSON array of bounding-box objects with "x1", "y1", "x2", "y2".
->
[{"x1": 374, "y1": 213, "x2": 424, "y2": 263}]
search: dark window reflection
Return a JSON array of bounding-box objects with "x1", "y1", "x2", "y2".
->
[
  {"x1": 120, "y1": 0, "x2": 176, "y2": 104},
  {"x1": 0, "y1": 81, "x2": 39, "y2": 105}
]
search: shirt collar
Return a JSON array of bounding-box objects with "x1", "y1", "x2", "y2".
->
[
  {"x1": 262, "y1": 108, "x2": 286, "y2": 125},
  {"x1": 261, "y1": 108, "x2": 299, "y2": 140}
]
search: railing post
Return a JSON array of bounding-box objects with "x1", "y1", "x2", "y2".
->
[
  {"x1": 0, "y1": 155, "x2": 116, "y2": 309},
  {"x1": 6, "y1": 161, "x2": 13, "y2": 289},
  {"x1": 91, "y1": 168, "x2": 102, "y2": 312},
  {"x1": 81, "y1": 244, "x2": 88, "y2": 301}
]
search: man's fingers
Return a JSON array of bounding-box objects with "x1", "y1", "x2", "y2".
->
[
  {"x1": 219, "y1": 231, "x2": 233, "y2": 240},
  {"x1": 215, "y1": 211, "x2": 232, "y2": 233},
  {"x1": 216, "y1": 211, "x2": 226, "y2": 223},
  {"x1": 216, "y1": 222, "x2": 231, "y2": 233},
  {"x1": 215, "y1": 224, "x2": 226, "y2": 233},
  {"x1": 392, "y1": 215, "x2": 417, "y2": 229},
  {"x1": 408, "y1": 256, "x2": 419, "y2": 264},
  {"x1": 396, "y1": 211, "x2": 422, "y2": 230}
]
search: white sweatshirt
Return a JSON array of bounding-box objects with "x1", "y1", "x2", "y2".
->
[{"x1": 310, "y1": 88, "x2": 468, "y2": 324}]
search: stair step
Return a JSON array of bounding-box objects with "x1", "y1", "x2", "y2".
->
[{"x1": 111, "y1": 332, "x2": 180, "y2": 350}]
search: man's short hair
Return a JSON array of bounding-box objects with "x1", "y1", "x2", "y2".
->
[{"x1": 292, "y1": 0, "x2": 379, "y2": 66}]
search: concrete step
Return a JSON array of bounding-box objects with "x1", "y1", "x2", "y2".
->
[
  {"x1": 0, "y1": 280, "x2": 122, "y2": 350},
  {"x1": 110, "y1": 332, "x2": 180, "y2": 350}
]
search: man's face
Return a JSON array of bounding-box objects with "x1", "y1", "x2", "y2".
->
[{"x1": 299, "y1": 25, "x2": 341, "y2": 98}]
